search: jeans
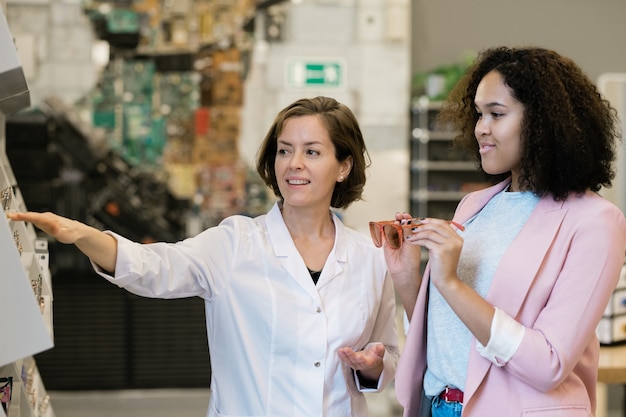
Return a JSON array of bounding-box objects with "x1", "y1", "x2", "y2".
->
[{"x1": 431, "y1": 395, "x2": 463, "y2": 417}]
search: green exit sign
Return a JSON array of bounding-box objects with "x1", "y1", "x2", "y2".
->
[{"x1": 286, "y1": 58, "x2": 346, "y2": 89}]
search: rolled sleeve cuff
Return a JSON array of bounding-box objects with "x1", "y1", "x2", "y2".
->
[
  {"x1": 354, "y1": 370, "x2": 383, "y2": 392},
  {"x1": 476, "y1": 307, "x2": 524, "y2": 367}
]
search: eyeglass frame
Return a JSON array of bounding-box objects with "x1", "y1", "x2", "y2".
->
[{"x1": 369, "y1": 218, "x2": 464, "y2": 249}]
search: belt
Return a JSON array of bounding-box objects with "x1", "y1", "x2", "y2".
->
[{"x1": 439, "y1": 386, "x2": 464, "y2": 403}]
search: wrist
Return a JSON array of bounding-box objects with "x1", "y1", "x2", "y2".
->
[
  {"x1": 432, "y1": 274, "x2": 462, "y2": 293},
  {"x1": 390, "y1": 270, "x2": 421, "y2": 291}
]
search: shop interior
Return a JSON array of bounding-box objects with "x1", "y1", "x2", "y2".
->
[{"x1": 1, "y1": 0, "x2": 626, "y2": 416}]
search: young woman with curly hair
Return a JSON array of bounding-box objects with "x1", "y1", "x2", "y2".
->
[{"x1": 382, "y1": 46, "x2": 626, "y2": 416}]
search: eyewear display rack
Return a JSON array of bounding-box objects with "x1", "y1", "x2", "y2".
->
[
  {"x1": 409, "y1": 96, "x2": 488, "y2": 220},
  {"x1": 0, "y1": 5, "x2": 55, "y2": 417},
  {"x1": 0, "y1": 119, "x2": 55, "y2": 417}
]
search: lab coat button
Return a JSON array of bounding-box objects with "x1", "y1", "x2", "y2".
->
[
  {"x1": 316, "y1": 307, "x2": 322, "y2": 313},
  {"x1": 314, "y1": 361, "x2": 321, "y2": 367}
]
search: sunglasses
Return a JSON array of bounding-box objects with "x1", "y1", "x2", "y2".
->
[{"x1": 369, "y1": 218, "x2": 465, "y2": 249}]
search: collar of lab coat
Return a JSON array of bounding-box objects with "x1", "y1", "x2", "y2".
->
[{"x1": 265, "y1": 202, "x2": 347, "y2": 293}]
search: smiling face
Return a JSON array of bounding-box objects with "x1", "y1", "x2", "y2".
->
[
  {"x1": 275, "y1": 115, "x2": 352, "y2": 210},
  {"x1": 474, "y1": 70, "x2": 525, "y2": 190}
]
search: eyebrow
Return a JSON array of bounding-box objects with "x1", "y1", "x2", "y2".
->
[
  {"x1": 277, "y1": 139, "x2": 323, "y2": 146},
  {"x1": 476, "y1": 101, "x2": 508, "y2": 109}
]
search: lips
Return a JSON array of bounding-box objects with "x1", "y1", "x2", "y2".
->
[{"x1": 479, "y1": 142, "x2": 495, "y2": 154}]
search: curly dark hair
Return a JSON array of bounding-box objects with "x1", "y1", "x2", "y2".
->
[
  {"x1": 255, "y1": 96, "x2": 371, "y2": 209},
  {"x1": 438, "y1": 46, "x2": 621, "y2": 201}
]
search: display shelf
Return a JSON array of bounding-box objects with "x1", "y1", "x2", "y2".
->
[
  {"x1": 0, "y1": 359, "x2": 54, "y2": 417},
  {"x1": 1, "y1": 132, "x2": 55, "y2": 417},
  {"x1": 409, "y1": 96, "x2": 488, "y2": 219},
  {"x1": 1, "y1": 117, "x2": 55, "y2": 415},
  {"x1": 0, "y1": 192, "x2": 52, "y2": 365},
  {"x1": 0, "y1": 6, "x2": 55, "y2": 416}
]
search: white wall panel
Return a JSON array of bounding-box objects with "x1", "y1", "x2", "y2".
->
[{"x1": 598, "y1": 73, "x2": 626, "y2": 215}]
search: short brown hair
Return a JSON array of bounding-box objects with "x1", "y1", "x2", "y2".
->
[{"x1": 256, "y1": 96, "x2": 370, "y2": 209}]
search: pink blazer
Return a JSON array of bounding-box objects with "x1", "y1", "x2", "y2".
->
[{"x1": 396, "y1": 180, "x2": 626, "y2": 416}]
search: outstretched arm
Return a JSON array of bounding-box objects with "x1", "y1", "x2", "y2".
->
[{"x1": 7, "y1": 211, "x2": 118, "y2": 273}]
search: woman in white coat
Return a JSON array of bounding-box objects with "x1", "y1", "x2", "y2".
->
[{"x1": 8, "y1": 96, "x2": 399, "y2": 417}]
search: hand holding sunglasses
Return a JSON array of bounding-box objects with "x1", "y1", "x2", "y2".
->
[{"x1": 369, "y1": 218, "x2": 464, "y2": 249}]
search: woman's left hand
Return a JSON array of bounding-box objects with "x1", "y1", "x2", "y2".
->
[{"x1": 337, "y1": 343, "x2": 385, "y2": 381}]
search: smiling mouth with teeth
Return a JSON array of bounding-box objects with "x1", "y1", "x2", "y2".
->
[{"x1": 288, "y1": 179, "x2": 310, "y2": 185}]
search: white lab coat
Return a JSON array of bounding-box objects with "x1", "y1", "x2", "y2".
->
[{"x1": 94, "y1": 202, "x2": 399, "y2": 417}]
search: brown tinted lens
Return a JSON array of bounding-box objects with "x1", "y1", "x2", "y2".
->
[
  {"x1": 383, "y1": 224, "x2": 401, "y2": 249},
  {"x1": 369, "y1": 222, "x2": 383, "y2": 247}
]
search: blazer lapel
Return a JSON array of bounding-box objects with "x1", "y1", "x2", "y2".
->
[{"x1": 486, "y1": 196, "x2": 565, "y2": 314}]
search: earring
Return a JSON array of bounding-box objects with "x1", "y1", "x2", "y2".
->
[{"x1": 338, "y1": 176, "x2": 344, "y2": 182}]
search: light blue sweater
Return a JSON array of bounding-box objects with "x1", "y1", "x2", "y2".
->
[{"x1": 423, "y1": 187, "x2": 539, "y2": 396}]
